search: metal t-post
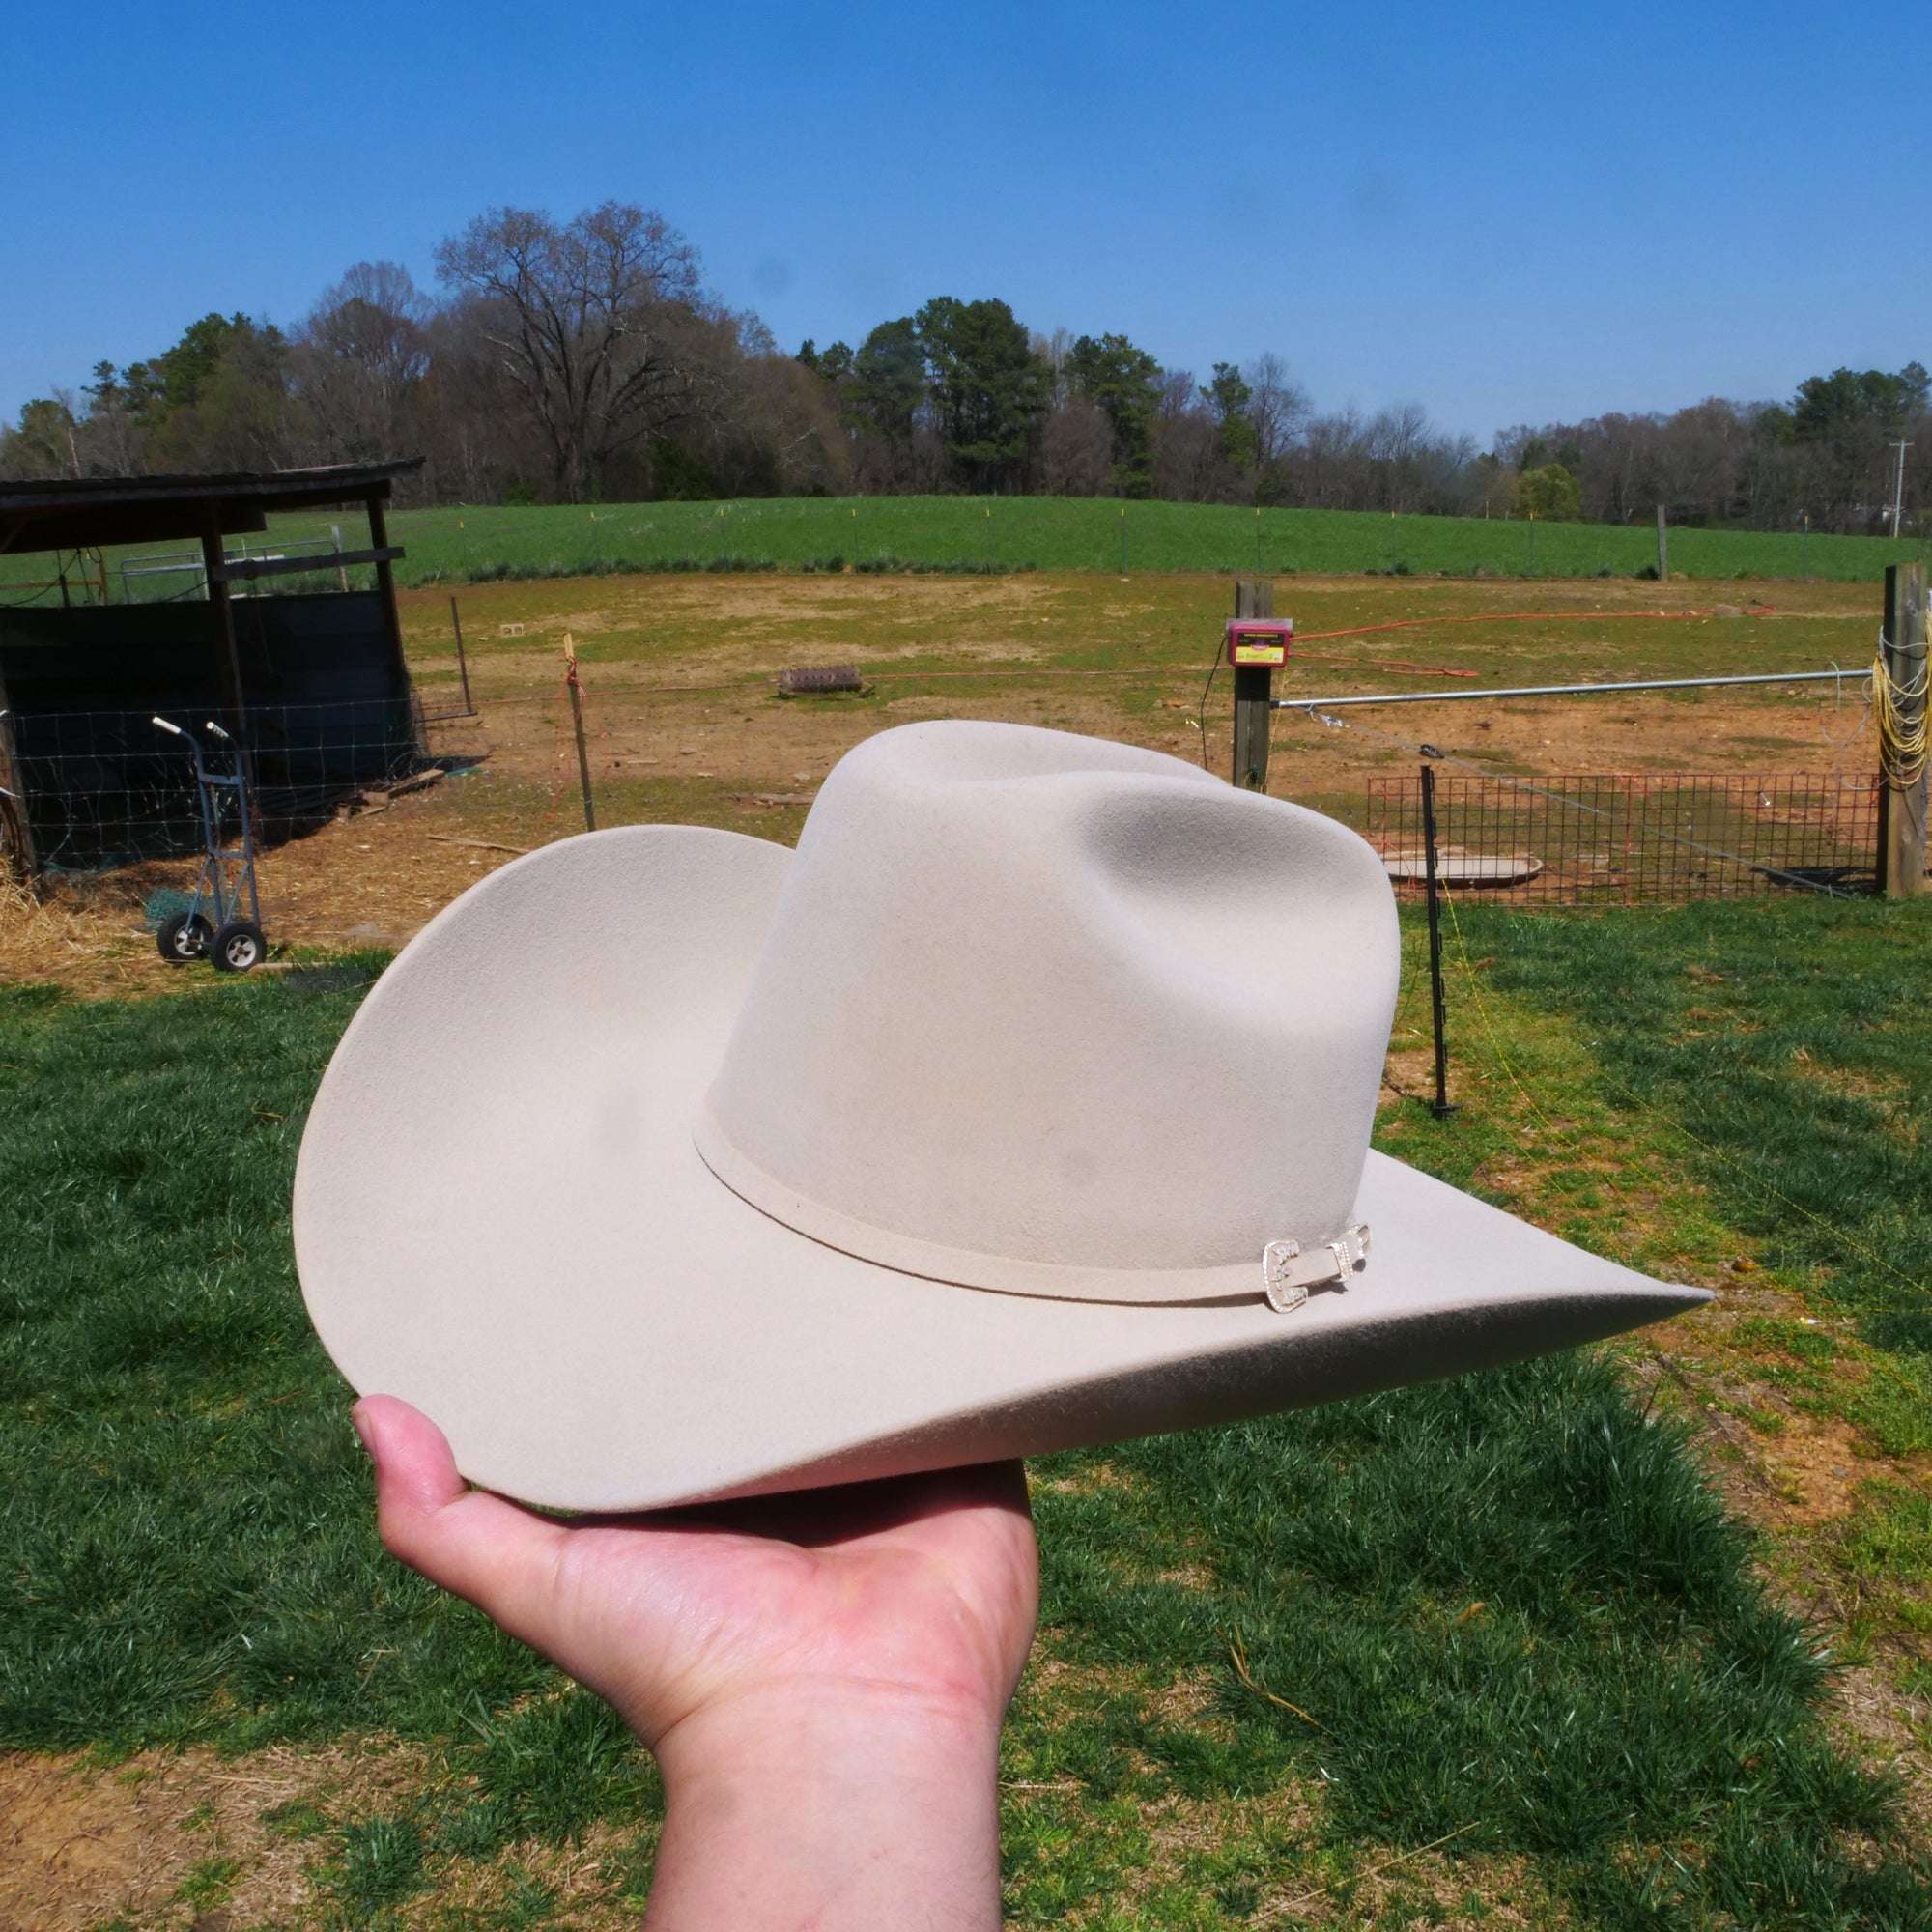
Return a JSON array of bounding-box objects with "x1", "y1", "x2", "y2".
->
[{"x1": 1420, "y1": 760, "x2": 1456, "y2": 1119}]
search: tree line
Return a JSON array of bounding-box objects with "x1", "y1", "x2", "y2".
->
[{"x1": 3, "y1": 198, "x2": 1926, "y2": 536}]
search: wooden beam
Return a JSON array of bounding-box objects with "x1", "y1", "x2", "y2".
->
[
  {"x1": 210, "y1": 545, "x2": 404, "y2": 582},
  {"x1": 5, "y1": 502, "x2": 269, "y2": 554}
]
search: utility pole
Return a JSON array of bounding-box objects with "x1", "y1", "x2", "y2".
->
[
  {"x1": 1891, "y1": 440, "x2": 1912, "y2": 537},
  {"x1": 1655, "y1": 503, "x2": 1670, "y2": 582}
]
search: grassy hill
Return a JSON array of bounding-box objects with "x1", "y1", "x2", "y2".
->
[
  {"x1": 380, "y1": 497, "x2": 1922, "y2": 585},
  {"x1": 1, "y1": 496, "x2": 1922, "y2": 605}
]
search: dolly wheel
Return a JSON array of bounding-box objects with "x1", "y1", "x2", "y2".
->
[
  {"x1": 156, "y1": 912, "x2": 212, "y2": 963},
  {"x1": 210, "y1": 921, "x2": 266, "y2": 973}
]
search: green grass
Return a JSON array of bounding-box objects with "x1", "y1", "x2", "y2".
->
[
  {"x1": 1449, "y1": 897, "x2": 1932, "y2": 1390},
  {"x1": 1, "y1": 495, "x2": 1922, "y2": 605},
  {"x1": 3, "y1": 960, "x2": 1929, "y2": 1924},
  {"x1": 1419, "y1": 895, "x2": 1932, "y2": 1718},
  {"x1": 1018, "y1": 1361, "x2": 1917, "y2": 1928}
]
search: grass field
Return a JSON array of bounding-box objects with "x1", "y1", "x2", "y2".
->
[
  {"x1": 5, "y1": 896, "x2": 1932, "y2": 1927},
  {"x1": 2, "y1": 565, "x2": 1928, "y2": 1923},
  {"x1": 1, "y1": 495, "x2": 1925, "y2": 603}
]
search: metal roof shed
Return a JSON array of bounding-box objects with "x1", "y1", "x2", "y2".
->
[{"x1": 0, "y1": 461, "x2": 426, "y2": 872}]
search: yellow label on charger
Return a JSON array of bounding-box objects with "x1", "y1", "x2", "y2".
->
[{"x1": 1229, "y1": 629, "x2": 1290, "y2": 666}]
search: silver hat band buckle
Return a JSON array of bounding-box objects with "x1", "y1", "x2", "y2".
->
[{"x1": 1262, "y1": 1225, "x2": 1371, "y2": 1313}]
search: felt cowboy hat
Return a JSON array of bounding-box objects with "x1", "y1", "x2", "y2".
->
[{"x1": 295, "y1": 721, "x2": 1707, "y2": 1512}]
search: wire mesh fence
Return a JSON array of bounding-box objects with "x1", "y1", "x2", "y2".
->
[
  {"x1": 1365, "y1": 770, "x2": 1881, "y2": 903},
  {"x1": 2, "y1": 700, "x2": 431, "y2": 871},
  {"x1": 0, "y1": 672, "x2": 1889, "y2": 910}
]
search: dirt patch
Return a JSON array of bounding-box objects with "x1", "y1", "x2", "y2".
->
[
  {"x1": 1037, "y1": 1460, "x2": 1148, "y2": 1498},
  {"x1": 1753, "y1": 1414, "x2": 1869, "y2": 1527},
  {"x1": 1253, "y1": 1841, "x2": 1569, "y2": 1929},
  {"x1": 0, "y1": 1743, "x2": 666, "y2": 1931},
  {"x1": 1826, "y1": 1665, "x2": 1932, "y2": 1834},
  {"x1": 0, "y1": 1741, "x2": 431, "y2": 1932}
]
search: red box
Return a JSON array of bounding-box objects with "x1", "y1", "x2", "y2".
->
[{"x1": 1225, "y1": 617, "x2": 1294, "y2": 667}]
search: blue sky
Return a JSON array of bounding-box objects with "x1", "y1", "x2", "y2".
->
[{"x1": 3, "y1": 1, "x2": 1925, "y2": 442}]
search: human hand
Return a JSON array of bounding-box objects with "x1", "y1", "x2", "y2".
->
[{"x1": 354, "y1": 1395, "x2": 1039, "y2": 1930}]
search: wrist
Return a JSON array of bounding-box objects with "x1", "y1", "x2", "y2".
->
[{"x1": 644, "y1": 1687, "x2": 1006, "y2": 1930}]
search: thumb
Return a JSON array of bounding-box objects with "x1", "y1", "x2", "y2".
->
[{"x1": 353, "y1": 1395, "x2": 568, "y2": 1644}]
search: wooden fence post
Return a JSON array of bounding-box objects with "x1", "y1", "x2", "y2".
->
[
  {"x1": 1655, "y1": 504, "x2": 1670, "y2": 582},
  {"x1": 1877, "y1": 561, "x2": 1928, "y2": 897},
  {"x1": 564, "y1": 634, "x2": 596, "y2": 834},
  {"x1": 1231, "y1": 579, "x2": 1272, "y2": 790}
]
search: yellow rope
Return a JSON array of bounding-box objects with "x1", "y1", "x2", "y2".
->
[{"x1": 1874, "y1": 635, "x2": 1928, "y2": 789}]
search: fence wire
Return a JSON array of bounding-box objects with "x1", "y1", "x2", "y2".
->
[
  {"x1": 0, "y1": 679, "x2": 1889, "y2": 906},
  {"x1": 1365, "y1": 770, "x2": 1881, "y2": 903},
  {"x1": 2, "y1": 700, "x2": 435, "y2": 871}
]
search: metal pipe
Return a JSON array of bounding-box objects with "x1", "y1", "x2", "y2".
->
[{"x1": 1273, "y1": 668, "x2": 1869, "y2": 711}]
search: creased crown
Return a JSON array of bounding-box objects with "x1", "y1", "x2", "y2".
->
[{"x1": 698, "y1": 722, "x2": 1399, "y2": 1295}]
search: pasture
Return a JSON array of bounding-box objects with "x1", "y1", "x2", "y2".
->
[
  {"x1": 0, "y1": 496, "x2": 1924, "y2": 603},
  {"x1": 3, "y1": 566, "x2": 1930, "y2": 1927},
  {"x1": 2, "y1": 566, "x2": 1888, "y2": 982}
]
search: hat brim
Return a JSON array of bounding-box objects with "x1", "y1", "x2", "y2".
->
[{"x1": 295, "y1": 826, "x2": 1710, "y2": 1513}]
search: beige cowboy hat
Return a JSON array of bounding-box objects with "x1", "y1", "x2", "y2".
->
[{"x1": 295, "y1": 721, "x2": 1706, "y2": 1512}]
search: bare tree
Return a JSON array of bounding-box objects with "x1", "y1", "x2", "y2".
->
[
  {"x1": 1031, "y1": 327, "x2": 1076, "y2": 411},
  {"x1": 1150, "y1": 369, "x2": 1229, "y2": 501},
  {"x1": 1243, "y1": 353, "x2": 1311, "y2": 466},
  {"x1": 1042, "y1": 400, "x2": 1113, "y2": 495},
  {"x1": 294, "y1": 262, "x2": 434, "y2": 465},
  {"x1": 434, "y1": 202, "x2": 709, "y2": 501}
]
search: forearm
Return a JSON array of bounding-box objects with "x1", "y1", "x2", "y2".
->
[{"x1": 644, "y1": 1690, "x2": 1006, "y2": 1931}]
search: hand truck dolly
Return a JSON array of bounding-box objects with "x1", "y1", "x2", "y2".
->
[{"x1": 151, "y1": 715, "x2": 268, "y2": 972}]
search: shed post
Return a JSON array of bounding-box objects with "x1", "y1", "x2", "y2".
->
[
  {"x1": 0, "y1": 659, "x2": 37, "y2": 880},
  {"x1": 1231, "y1": 578, "x2": 1273, "y2": 790},
  {"x1": 198, "y1": 509, "x2": 249, "y2": 734},
  {"x1": 1877, "y1": 561, "x2": 1928, "y2": 898},
  {"x1": 365, "y1": 492, "x2": 419, "y2": 752}
]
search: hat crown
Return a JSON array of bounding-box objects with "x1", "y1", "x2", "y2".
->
[{"x1": 704, "y1": 722, "x2": 1399, "y2": 1285}]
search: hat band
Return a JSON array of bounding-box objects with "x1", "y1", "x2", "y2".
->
[{"x1": 694, "y1": 1096, "x2": 1363, "y2": 1309}]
